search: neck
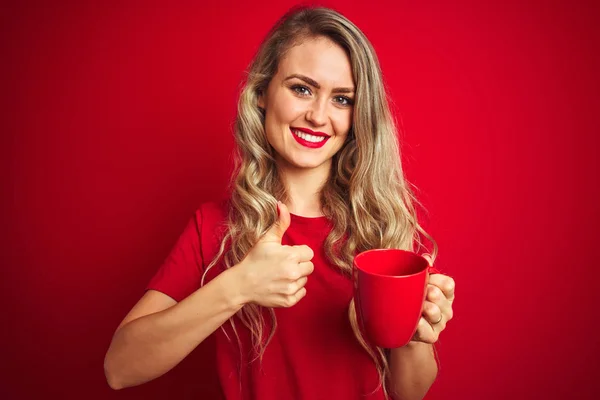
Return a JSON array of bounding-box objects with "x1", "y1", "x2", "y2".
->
[{"x1": 276, "y1": 157, "x2": 330, "y2": 217}]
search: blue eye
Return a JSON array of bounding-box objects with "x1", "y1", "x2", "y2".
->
[
  {"x1": 290, "y1": 84, "x2": 354, "y2": 107},
  {"x1": 291, "y1": 85, "x2": 311, "y2": 96},
  {"x1": 335, "y1": 96, "x2": 354, "y2": 106}
]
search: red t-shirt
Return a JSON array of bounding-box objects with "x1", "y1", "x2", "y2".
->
[{"x1": 146, "y1": 199, "x2": 401, "y2": 399}]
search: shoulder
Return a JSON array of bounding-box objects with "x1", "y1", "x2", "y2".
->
[
  {"x1": 197, "y1": 197, "x2": 230, "y2": 219},
  {"x1": 193, "y1": 197, "x2": 230, "y2": 229},
  {"x1": 193, "y1": 197, "x2": 231, "y2": 258}
]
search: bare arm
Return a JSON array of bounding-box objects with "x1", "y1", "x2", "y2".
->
[
  {"x1": 104, "y1": 202, "x2": 313, "y2": 390},
  {"x1": 104, "y1": 268, "x2": 246, "y2": 390},
  {"x1": 388, "y1": 259, "x2": 455, "y2": 399},
  {"x1": 388, "y1": 342, "x2": 438, "y2": 400}
]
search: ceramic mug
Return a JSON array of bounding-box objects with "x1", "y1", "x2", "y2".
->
[{"x1": 353, "y1": 249, "x2": 434, "y2": 348}]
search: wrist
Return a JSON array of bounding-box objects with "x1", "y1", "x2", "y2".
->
[{"x1": 221, "y1": 263, "x2": 251, "y2": 310}]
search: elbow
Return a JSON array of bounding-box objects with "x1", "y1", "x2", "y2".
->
[
  {"x1": 106, "y1": 378, "x2": 123, "y2": 391},
  {"x1": 104, "y1": 353, "x2": 124, "y2": 390}
]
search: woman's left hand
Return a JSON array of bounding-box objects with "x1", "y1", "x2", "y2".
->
[{"x1": 411, "y1": 254, "x2": 455, "y2": 344}]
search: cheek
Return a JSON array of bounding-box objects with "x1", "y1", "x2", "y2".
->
[
  {"x1": 268, "y1": 93, "x2": 304, "y2": 123},
  {"x1": 332, "y1": 112, "x2": 353, "y2": 136},
  {"x1": 264, "y1": 97, "x2": 298, "y2": 145}
]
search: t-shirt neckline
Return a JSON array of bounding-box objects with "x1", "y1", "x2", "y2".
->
[{"x1": 289, "y1": 212, "x2": 331, "y2": 228}]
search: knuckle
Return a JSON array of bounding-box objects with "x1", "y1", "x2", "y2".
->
[
  {"x1": 286, "y1": 251, "x2": 299, "y2": 262},
  {"x1": 446, "y1": 278, "x2": 455, "y2": 293},
  {"x1": 422, "y1": 303, "x2": 431, "y2": 315},
  {"x1": 286, "y1": 282, "x2": 298, "y2": 295},
  {"x1": 297, "y1": 287, "x2": 307, "y2": 300},
  {"x1": 306, "y1": 246, "x2": 315, "y2": 259},
  {"x1": 428, "y1": 286, "x2": 439, "y2": 300},
  {"x1": 286, "y1": 266, "x2": 300, "y2": 280},
  {"x1": 427, "y1": 303, "x2": 438, "y2": 316},
  {"x1": 284, "y1": 296, "x2": 296, "y2": 308}
]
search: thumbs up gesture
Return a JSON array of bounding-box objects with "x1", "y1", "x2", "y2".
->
[{"x1": 234, "y1": 201, "x2": 315, "y2": 308}]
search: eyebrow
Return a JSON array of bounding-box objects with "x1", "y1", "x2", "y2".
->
[{"x1": 283, "y1": 74, "x2": 355, "y2": 94}]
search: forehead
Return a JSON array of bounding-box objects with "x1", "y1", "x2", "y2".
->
[{"x1": 277, "y1": 36, "x2": 354, "y2": 87}]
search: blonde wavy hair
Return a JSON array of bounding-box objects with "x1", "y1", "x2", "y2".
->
[{"x1": 201, "y1": 5, "x2": 438, "y2": 398}]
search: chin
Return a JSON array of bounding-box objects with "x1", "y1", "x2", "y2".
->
[
  {"x1": 275, "y1": 149, "x2": 332, "y2": 170},
  {"x1": 292, "y1": 159, "x2": 329, "y2": 169}
]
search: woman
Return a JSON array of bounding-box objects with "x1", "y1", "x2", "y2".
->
[{"x1": 104, "y1": 6, "x2": 456, "y2": 400}]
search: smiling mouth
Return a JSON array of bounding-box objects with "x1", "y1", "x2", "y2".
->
[
  {"x1": 291, "y1": 128, "x2": 328, "y2": 143},
  {"x1": 289, "y1": 128, "x2": 330, "y2": 149}
]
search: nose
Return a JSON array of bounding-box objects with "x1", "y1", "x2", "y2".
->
[{"x1": 306, "y1": 97, "x2": 328, "y2": 127}]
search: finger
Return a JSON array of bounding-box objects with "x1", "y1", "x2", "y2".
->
[
  {"x1": 260, "y1": 201, "x2": 291, "y2": 244},
  {"x1": 422, "y1": 300, "x2": 442, "y2": 326},
  {"x1": 280, "y1": 276, "x2": 308, "y2": 295},
  {"x1": 295, "y1": 276, "x2": 308, "y2": 289},
  {"x1": 413, "y1": 317, "x2": 437, "y2": 344},
  {"x1": 426, "y1": 284, "x2": 444, "y2": 303},
  {"x1": 428, "y1": 274, "x2": 455, "y2": 301},
  {"x1": 426, "y1": 284, "x2": 453, "y2": 322},
  {"x1": 295, "y1": 286, "x2": 307, "y2": 302},
  {"x1": 292, "y1": 244, "x2": 314, "y2": 262},
  {"x1": 297, "y1": 261, "x2": 314, "y2": 277},
  {"x1": 278, "y1": 285, "x2": 307, "y2": 307}
]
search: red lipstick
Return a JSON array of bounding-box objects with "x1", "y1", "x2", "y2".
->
[
  {"x1": 291, "y1": 127, "x2": 330, "y2": 137},
  {"x1": 290, "y1": 127, "x2": 330, "y2": 149}
]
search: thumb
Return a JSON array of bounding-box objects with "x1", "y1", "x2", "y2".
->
[{"x1": 260, "y1": 201, "x2": 291, "y2": 243}]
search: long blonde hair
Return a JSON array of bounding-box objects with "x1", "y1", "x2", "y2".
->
[{"x1": 201, "y1": 5, "x2": 438, "y2": 398}]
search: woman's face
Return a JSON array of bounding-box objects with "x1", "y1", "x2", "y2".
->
[{"x1": 258, "y1": 35, "x2": 355, "y2": 173}]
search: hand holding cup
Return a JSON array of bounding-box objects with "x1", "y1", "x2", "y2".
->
[
  {"x1": 353, "y1": 249, "x2": 455, "y2": 348},
  {"x1": 410, "y1": 254, "x2": 455, "y2": 344}
]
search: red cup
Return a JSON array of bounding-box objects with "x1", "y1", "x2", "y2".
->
[{"x1": 353, "y1": 249, "x2": 432, "y2": 348}]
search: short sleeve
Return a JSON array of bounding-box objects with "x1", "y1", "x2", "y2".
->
[{"x1": 145, "y1": 207, "x2": 205, "y2": 302}]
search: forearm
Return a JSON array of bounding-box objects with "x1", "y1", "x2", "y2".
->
[
  {"x1": 104, "y1": 268, "x2": 246, "y2": 389},
  {"x1": 388, "y1": 342, "x2": 438, "y2": 400}
]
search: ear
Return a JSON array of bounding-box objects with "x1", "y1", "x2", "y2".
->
[{"x1": 257, "y1": 91, "x2": 265, "y2": 109}]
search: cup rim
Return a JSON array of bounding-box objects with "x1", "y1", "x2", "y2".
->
[{"x1": 353, "y1": 248, "x2": 429, "y2": 279}]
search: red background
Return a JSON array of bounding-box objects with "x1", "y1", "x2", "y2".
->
[{"x1": 3, "y1": 0, "x2": 599, "y2": 399}]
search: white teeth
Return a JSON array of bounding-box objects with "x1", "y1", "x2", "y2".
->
[{"x1": 292, "y1": 129, "x2": 326, "y2": 143}]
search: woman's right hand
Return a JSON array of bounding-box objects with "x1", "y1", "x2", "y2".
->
[{"x1": 234, "y1": 201, "x2": 314, "y2": 308}]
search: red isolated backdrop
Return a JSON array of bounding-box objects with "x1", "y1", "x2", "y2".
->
[{"x1": 2, "y1": 0, "x2": 598, "y2": 399}]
